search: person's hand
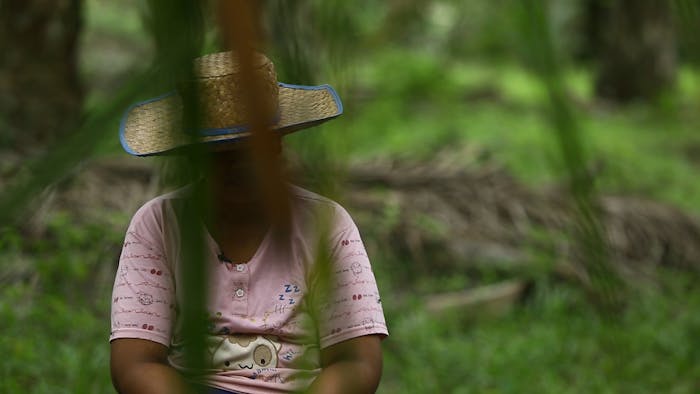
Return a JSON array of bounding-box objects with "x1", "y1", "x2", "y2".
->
[
  {"x1": 111, "y1": 338, "x2": 193, "y2": 394},
  {"x1": 307, "y1": 335, "x2": 383, "y2": 394}
]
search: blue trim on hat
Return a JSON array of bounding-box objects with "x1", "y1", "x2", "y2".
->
[
  {"x1": 278, "y1": 82, "x2": 345, "y2": 116},
  {"x1": 120, "y1": 83, "x2": 343, "y2": 156},
  {"x1": 197, "y1": 111, "x2": 281, "y2": 137}
]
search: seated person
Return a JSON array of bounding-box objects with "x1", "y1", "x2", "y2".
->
[{"x1": 110, "y1": 51, "x2": 388, "y2": 394}]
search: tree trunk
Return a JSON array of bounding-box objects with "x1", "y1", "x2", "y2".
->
[
  {"x1": 585, "y1": 0, "x2": 676, "y2": 103},
  {"x1": 0, "y1": 0, "x2": 83, "y2": 154}
]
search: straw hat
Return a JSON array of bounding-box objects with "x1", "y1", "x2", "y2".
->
[{"x1": 119, "y1": 51, "x2": 343, "y2": 156}]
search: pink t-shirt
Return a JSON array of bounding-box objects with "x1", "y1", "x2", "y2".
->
[{"x1": 110, "y1": 185, "x2": 388, "y2": 393}]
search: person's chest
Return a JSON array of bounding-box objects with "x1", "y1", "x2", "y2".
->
[
  {"x1": 169, "y1": 231, "x2": 318, "y2": 341},
  {"x1": 169, "y1": 236, "x2": 322, "y2": 373},
  {"x1": 205, "y1": 252, "x2": 312, "y2": 339}
]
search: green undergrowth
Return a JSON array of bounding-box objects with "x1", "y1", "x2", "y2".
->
[
  {"x1": 377, "y1": 271, "x2": 700, "y2": 393},
  {"x1": 0, "y1": 287, "x2": 112, "y2": 394},
  {"x1": 0, "y1": 212, "x2": 124, "y2": 393}
]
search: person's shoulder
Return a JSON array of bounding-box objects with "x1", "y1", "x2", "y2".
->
[
  {"x1": 131, "y1": 185, "x2": 192, "y2": 223},
  {"x1": 289, "y1": 185, "x2": 346, "y2": 212},
  {"x1": 288, "y1": 184, "x2": 355, "y2": 227}
]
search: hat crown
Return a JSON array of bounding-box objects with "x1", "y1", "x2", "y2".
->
[
  {"x1": 193, "y1": 51, "x2": 272, "y2": 78},
  {"x1": 194, "y1": 51, "x2": 279, "y2": 129}
]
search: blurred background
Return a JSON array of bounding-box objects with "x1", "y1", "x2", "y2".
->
[{"x1": 1, "y1": 0, "x2": 699, "y2": 392}]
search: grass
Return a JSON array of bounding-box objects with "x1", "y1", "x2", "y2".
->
[
  {"x1": 0, "y1": 288, "x2": 112, "y2": 393},
  {"x1": 378, "y1": 272, "x2": 700, "y2": 393},
  {"x1": 0, "y1": 214, "x2": 119, "y2": 393}
]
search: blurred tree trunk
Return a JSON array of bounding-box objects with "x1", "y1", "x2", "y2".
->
[
  {"x1": 584, "y1": 0, "x2": 676, "y2": 103},
  {"x1": 0, "y1": 0, "x2": 83, "y2": 154}
]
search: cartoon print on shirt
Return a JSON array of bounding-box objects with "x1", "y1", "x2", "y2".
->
[
  {"x1": 208, "y1": 334, "x2": 282, "y2": 371},
  {"x1": 340, "y1": 238, "x2": 362, "y2": 247},
  {"x1": 350, "y1": 262, "x2": 363, "y2": 276},
  {"x1": 136, "y1": 291, "x2": 154, "y2": 305},
  {"x1": 281, "y1": 348, "x2": 299, "y2": 362},
  {"x1": 277, "y1": 283, "x2": 301, "y2": 306},
  {"x1": 119, "y1": 265, "x2": 129, "y2": 279}
]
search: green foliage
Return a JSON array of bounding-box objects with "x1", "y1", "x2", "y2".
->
[
  {"x1": 378, "y1": 276, "x2": 700, "y2": 393},
  {"x1": 301, "y1": 46, "x2": 700, "y2": 216},
  {"x1": 0, "y1": 211, "x2": 122, "y2": 393},
  {"x1": 0, "y1": 292, "x2": 112, "y2": 394}
]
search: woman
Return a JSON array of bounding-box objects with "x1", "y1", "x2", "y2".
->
[{"x1": 109, "y1": 51, "x2": 388, "y2": 394}]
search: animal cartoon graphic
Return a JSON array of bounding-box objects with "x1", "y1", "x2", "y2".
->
[
  {"x1": 119, "y1": 266, "x2": 129, "y2": 278},
  {"x1": 208, "y1": 334, "x2": 282, "y2": 370},
  {"x1": 350, "y1": 262, "x2": 363, "y2": 275},
  {"x1": 136, "y1": 291, "x2": 154, "y2": 305}
]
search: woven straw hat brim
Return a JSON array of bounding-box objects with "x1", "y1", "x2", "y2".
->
[{"x1": 119, "y1": 83, "x2": 343, "y2": 156}]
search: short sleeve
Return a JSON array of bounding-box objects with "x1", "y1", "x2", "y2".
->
[
  {"x1": 315, "y1": 208, "x2": 389, "y2": 349},
  {"x1": 110, "y1": 200, "x2": 176, "y2": 347}
]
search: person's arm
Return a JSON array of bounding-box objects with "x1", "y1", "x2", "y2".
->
[
  {"x1": 307, "y1": 335, "x2": 383, "y2": 394},
  {"x1": 111, "y1": 338, "x2": 193, "y2": 394}
]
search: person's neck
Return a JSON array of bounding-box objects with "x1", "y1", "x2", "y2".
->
[
  {"x1": 209, "y1": 197, "x2": 268, "y2": 228},
  {"x1": 204, "y1": 200, "x2": 271, "y2": 263}
]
